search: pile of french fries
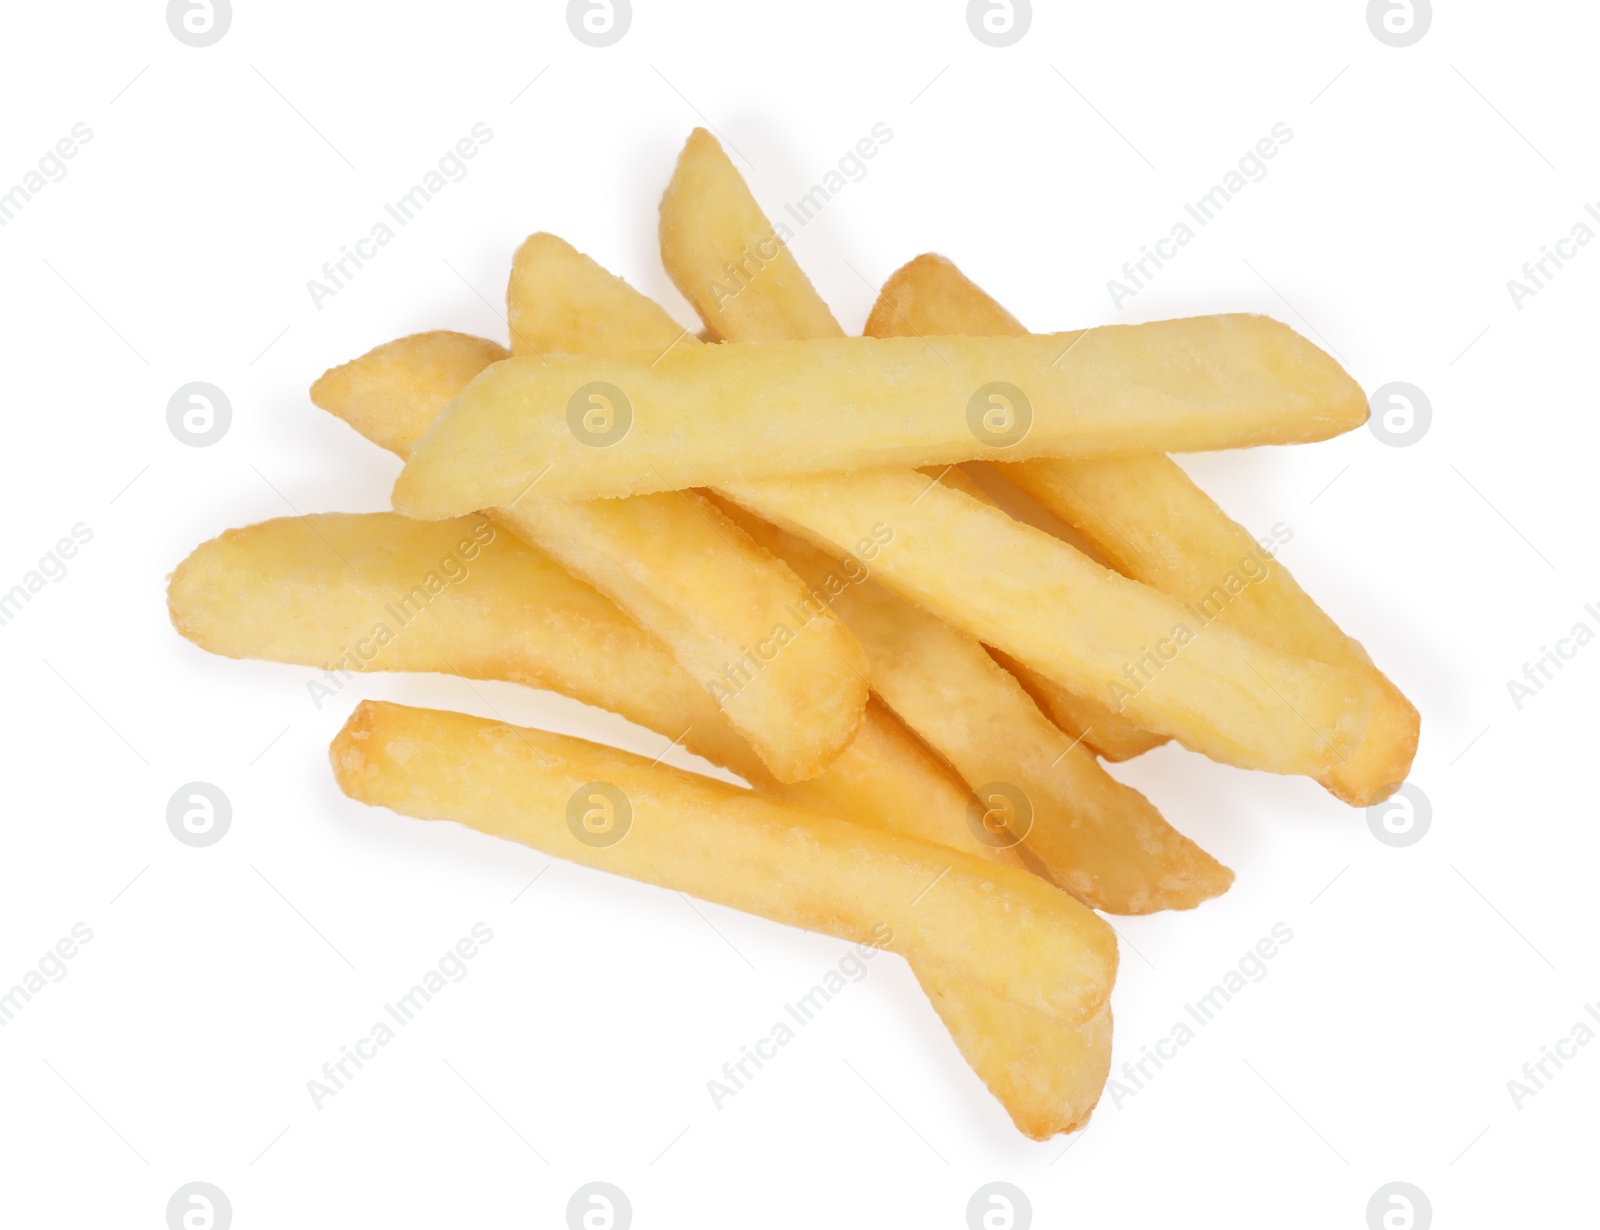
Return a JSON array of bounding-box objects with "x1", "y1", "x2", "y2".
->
[{"x1": 168, "y1": 129, "x2": 1418, "y2": 1139}]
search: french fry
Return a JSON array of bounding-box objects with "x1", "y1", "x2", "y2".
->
[
  {"x1": 870, "y1": 254, "x2": 1421, "y2": 804},
  {"x1": 313, "y1": 333, "x2": 868, "y2": 784},
  {"x1": 392, "y1": 315, "x2": 1368, "y2": 511},
  {"x1": 508, "y1": 232, "x2": 695, "y2": 358},
  {"x1": 332, "y1": 700, "x2": 1118, "y2": 1027},
  {"x1": 165, "y1": 511, "x2": 993, "y2": 855},
  {"x1": 925, "y1": 465, "x2": 1170, "y2": 762},
  {"x1": 997, "y1": 650, "x2": 1170, "y2": 762},
  {"x1": 712, "y1": 497, "x2": 1233, "y2": 913},
  {"x1": 920, "y1": 971, "x2": 1112, "y2": 1139}
]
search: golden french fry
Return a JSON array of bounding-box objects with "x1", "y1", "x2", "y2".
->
[
  {"x1": 725, "y1": 467, "x2": 1400, "y2": 791},
  {"x1": 332, "y1": 700, "x2": 1118, "y2": 1026},
  {"x1": 715, "y1": 497, "x2": 1233, "y2": 913},
  {"x1": 508, "y1": 232, "x2": 693, "y2": 358},
  {"x1": 872, "y1": 254, "x2": 1420, "y2": 804},
  {"x1": 920, "y1": 970, "x2": 1112, "y2": 1139},
  {"x1": 165, "y1": 510, "x2": 997, "y2": 855},
  {"x1": 392, "y1": 315, "x2": 1368, "y2": 511},
  {"x1": 996, "y1": 650, "x2": 1170, "y2": 762},
  {"x1": 312, "y1": 332, "x2": 868, "y2": 784},
  {"x1": 924, "y1": 465, "x2": 1169, "y2": 762}
]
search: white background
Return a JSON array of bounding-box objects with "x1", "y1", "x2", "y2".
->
[{"x1": 1, "y1": 1, "x2": 1594, "y2": 1226}]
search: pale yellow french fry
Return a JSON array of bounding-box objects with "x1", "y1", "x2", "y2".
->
[
  {"x1": 332, "y1": 700, "x2": 1118, "y2": 1026},
  {"x1": 725, "y1": 466, "x2": 1401, "y2": 793},
  {"x1": 312, "y1": 332, "x2": 868, "y2": 784},
  {"x1": 920, "y1": 970, "x2": 1112, "y2": 1139},
  {"x1": 925, "y1": 466, "x2": 1170, "y2": 761},
  {"x1": 714, "y1": 497, "x2": 1234, "y2": 914},
  {"x1": 508, "y1": 232, "x2": 696, "y2": 358},
  {"x1": 391, "y1": 314, "x2": 1368, "y2": 511},
  {"x1": 165, "y1": 510, "x2": 990, "y2": 852},
  {"x1": 871, "y1": 254, "x2": 1420, "y2": 804},
  {"x1": 998, "y1": 651, "x2": 1171, "y2": 762}
]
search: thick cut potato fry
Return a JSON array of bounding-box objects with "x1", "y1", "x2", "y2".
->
[
  {"x1": 723, "y1": 467, "x2": 1404, "y2": 794},
  {"x1": 312, "y1": 333, "x2": 868, "y2": 784},
  {"x1": 998, "y1": 651, "x2": 1169, "y2": 762},
  {"x1": 391, "y1": 318, "x2": 1369, "y2": 512},
  {"x1": 714, "y1": 497, "x2": 1233, "y2": 913},
  {"x1": 872, "y1": 254, "x2": 1420, "y2": 804},
  {"x1": 925, "y1": 466, "x2": 1169, "y2": 762},
  {"x1": 920, "y1": 970, "x2": 1112, "y2": 1139},
  {"x1": 659, "y1": 127, "x2": 845, "y2": 343},
  {"x1": 332, "y1": 701, "x2": 1118, "y2": 1026},
  {"x1": 508, "y1": 232, "x2": 693, "y2": 358},
  {"x1": 165, "y1": 511, "x2": 996, "y2": 855}
]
